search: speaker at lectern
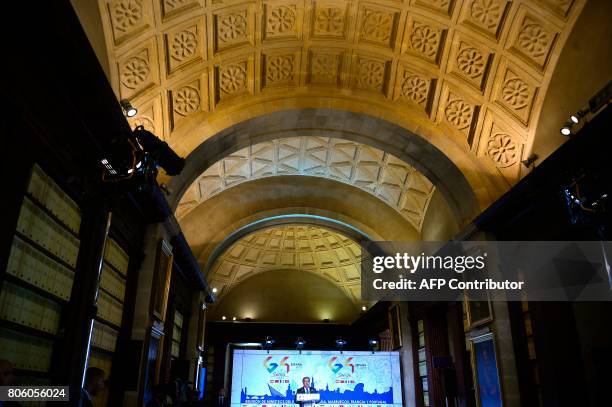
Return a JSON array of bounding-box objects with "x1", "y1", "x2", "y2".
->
[{"x1": 295, "y1": 393, "x2": 320, "y2": 406}]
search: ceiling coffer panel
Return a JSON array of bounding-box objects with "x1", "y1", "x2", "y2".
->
[
  {"x1": 97, "y1": 0, "x2": 585, "y2": 199},
  {"x1": 177, "y1": 136, "x2": 435, "y2": 230},
  {"x1": 207, "y1": 224, "x2": 365, "y2": 306}
]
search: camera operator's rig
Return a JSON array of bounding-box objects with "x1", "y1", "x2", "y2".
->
[{"x1": 99, "y1": 126, "x2": 184, "y2": 193}]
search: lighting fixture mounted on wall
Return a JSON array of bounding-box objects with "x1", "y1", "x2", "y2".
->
[
  {"x1": 368, "y1": 339, "x2": 379, "y2": 354},
  {"x1": 295, "y1": 337, "x2": 306, "y2": 353},
  {"x1": 335, "y1": 338, "x2": 347, "y2": 354},
  {"x1": 560, "y1": 109, "x2": 587, "y2": 136},
  {"x1": 120, "y1": 99, "x2": 137, "y2": 117},
  {"x1": 263, "y1": 336, "x2": 275, "y2": 353},
  {"x1": 560, "y1": 81, "x2": 612, "y2": 137}
]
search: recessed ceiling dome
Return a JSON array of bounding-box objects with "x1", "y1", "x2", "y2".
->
[{"x1": 208, "y1": 224, "x2": 365, "y2": 306}]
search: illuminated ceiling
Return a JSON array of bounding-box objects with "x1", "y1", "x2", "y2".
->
[
  {"x1": 91, "y1": 0, "x2": 588, "y2": 322},
  {"x1": 97, "y1": 0, "x2": 586, "y2": 204},
  {"x1": 207, "y1": 224, "x2": 366, "y2": 307},
  {"x1": 176, "y1": 136, "x2": 435, "y2": 230}
]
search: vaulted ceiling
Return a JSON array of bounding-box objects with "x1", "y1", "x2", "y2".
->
[
  {"x1": 84, "y1": 0, "x2": 593, "y2": 322},
  {"x1": 95, "y1": 0, "x2": 586, "y2": 199},
  {"x1": 207, "y1": 224, "x2": 364, "y2": 306},
  {"x1": 177, "y1": 136, "x2": 435, "y2": 230}
]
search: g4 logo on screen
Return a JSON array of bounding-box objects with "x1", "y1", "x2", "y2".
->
[
  {"x1": 263, "y1": 356, "x2": 290, "y2": 373},
  {"x1": 328, "y1": 357, "x2": 355, "y2": 374}
]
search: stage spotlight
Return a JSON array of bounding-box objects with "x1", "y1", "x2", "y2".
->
[
  {"x1": 222, "y1": 316, "x2": 226, "y2": 320},
  {"x1": 368, "y1": 339, "x2": 379, "y2": 353},
  {"x1": 232, "y1": 316, "x2": 237, "y2": 321},
  {"x1": 212, "y1": 287, "x2": 218, "y2": 293},
  {"x1": 560, "y1": 123, "x2": 572, "y2": 136},
  {"x1": 335, "y1": 338, "x2": 347, "y2": 353},
  {"x1": 560, "y1": 108, "x2": 590, "y2": 137},
  {"x1": 570, "y1": 108, "x2": 588, "y2": 124},
  {"x1": 361, "y1": 306, "x2": 367, "y2": 311},
  {"x1": 295, "y1": 337, "x2": 306, "y2": 353},
  {"x1": 120, "y1": 99, "x2": 138, "y2": 118}
]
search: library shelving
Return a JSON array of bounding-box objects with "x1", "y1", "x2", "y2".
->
[
  {"x1": 87, "y1": 235, "x2": 129, "y2": 384},
  {"x1": 0, "y1": 164, "x2": 80, "y2": 382}
]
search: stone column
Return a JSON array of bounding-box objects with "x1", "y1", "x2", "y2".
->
[{"x1": 398, "y1": 302, "x2": 417, "y2": 407}]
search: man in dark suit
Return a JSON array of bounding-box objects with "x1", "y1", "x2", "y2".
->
[
  {"x1": 81, "y1": 367, "x2": 105, "y2": 407},
  {"x1": 295, "y1": 377, "x2": 318, "y2": 406}
]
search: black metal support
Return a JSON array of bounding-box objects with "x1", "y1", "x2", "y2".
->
[{"x1": 60, "y1": 200, "x2": 111, "y2": 406}]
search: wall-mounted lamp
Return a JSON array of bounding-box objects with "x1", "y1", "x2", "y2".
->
[
  {"x1": 120, "y1": 99, "x2": 137, "y2": 118},
  {"x1": 295, "y1": 337, "x2": 306, "y2": 354},
  {"x1": 335, "y1": 338, "x2": 347, "y2": 354},
  {"x1": 368, "y1": 339, "x2": 379, "y2": 353},
  {"x1": 263, "y1": 336, "x2": 275, "y2": 353}
]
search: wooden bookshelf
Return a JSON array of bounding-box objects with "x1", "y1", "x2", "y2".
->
[
  {"x1": 0, "y1": 164, "x2": 80, "y2": 377},
  {"x1": 417, "y1": 319, "x2": 429, "y2": 407},
  {"x1": 87, "y1": 235, "x2": 129, "y2": 386},
  {"x1": 171, "y1": 310, "x2": 184, "y2": 358}
]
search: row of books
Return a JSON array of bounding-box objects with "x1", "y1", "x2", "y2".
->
[
  {"x1": 27, "y1": 164, "x2": 81, "y2": 234},
  {"x1": 0, "y1": 282, "x2": 61, "y2": 334},
  {"x1": 0, "y1": 165, "x2": 80, "y2": 377},
  {"x1": 6, "y1": 237, "x2": 74, "y2": 300},
  {"x1": 91, "y1": 320, "x2": 119, "y2": 352},
  {"x1": 0, "y1": 327, "x2": 53, "y2": 372},
  {"x1": 100, "y1": 264, "x2": 126, "y2": 302},
  {"x1": 16, "y1": 197, "x2": 80, "y2": 267},
  {"x1": 97, "y1": 290, "x2": 123, "y2": 327},
  {"x1": 171, "y1": 340, "x2": 180, "y2": 358},
  {"x1": 171, "y1": 311, "x2": 183, "y2": 358},
  {"x1": 104, "y1": 238, "x2": 129, "y2": 276}
]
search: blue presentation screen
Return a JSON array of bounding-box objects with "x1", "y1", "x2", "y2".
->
[{"x1": 230, "y1": 349, "x2": 403, "y2": 407}]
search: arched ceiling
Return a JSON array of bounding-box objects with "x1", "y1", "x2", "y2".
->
[
  {"x1": 96, "y1": 0, "x2": 586, "y2": 197},
  {"x1": 177, "y1": 136, "x2": 435, "y2": 230},
  {"x1": 207, "y1": 224, "x2": 366, "y2": 310},
  {"x1": 208, "y1": 268, "x2": 362, "y2": 323},
  {"x1": 180, "y1": 175, "x2": 426, "y2": 268}
]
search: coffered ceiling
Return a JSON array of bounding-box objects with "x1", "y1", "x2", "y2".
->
[
  {"x1": 87, "y1": 0, "x2": 590, "y2": 324},
  {"x1": 207, "y1": 224, "x2": 366, "y2": 306},
  {"x1": 176, "y1": 136, "x2": 435, "y2": 230},
  {"x1": 96, "y1": 0, "x2": 585, "y2": 198}
]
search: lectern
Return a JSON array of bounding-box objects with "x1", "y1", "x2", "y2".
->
[{"x1": 296, "y1": 393, "x2": 320, "y2": 406}]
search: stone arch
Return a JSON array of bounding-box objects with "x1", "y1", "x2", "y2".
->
[{"x1": 170, "y1": 109, "x2": 487, "y2": 228}]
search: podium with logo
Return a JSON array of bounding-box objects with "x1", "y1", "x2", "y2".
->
[{"x1": 296, "y1": 393, "x2": 320, "y2": 405}]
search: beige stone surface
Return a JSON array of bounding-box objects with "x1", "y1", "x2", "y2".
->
[
  {"x1": 79, "y1": 0, "x2": 607, "y2": 323},
  {"x1": 208, "y1": 268, "x2": 362, "y2": 323},
  {"x1": 177, "y1": 136, "x2": 435, "y2": 230},
  {"x1": 95, "y1": 0, "x2": 586, "y2": 195},
  {"x1": 207, "y1": 224, "x2": 364, "y2": 306}
]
